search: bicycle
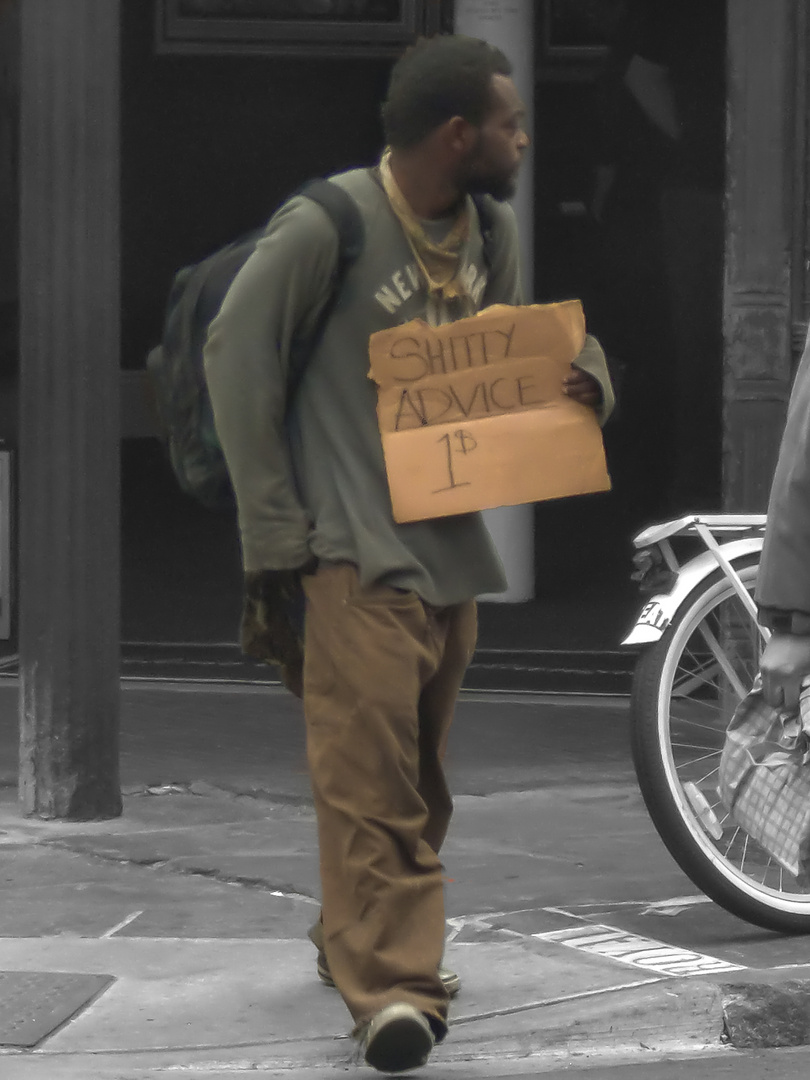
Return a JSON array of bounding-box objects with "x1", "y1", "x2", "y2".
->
[{"x1": 623, "y1": 513, "x2": 810, "y2": 933}]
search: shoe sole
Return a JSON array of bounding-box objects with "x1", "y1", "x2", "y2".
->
[
  {"x1": 364, "y1": 1013, "x2": 434, "y2": 1073},
  {"x1": 317, "y1": 962, "x2": 334, "y2": 987}
]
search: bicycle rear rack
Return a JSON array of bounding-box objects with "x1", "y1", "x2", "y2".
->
[
  {"x1": 633, "y1": 514, "x2": 769, "y2": 640},
  {"x1": 632, "y1": 514, "x2": 768, "y2": 550}
]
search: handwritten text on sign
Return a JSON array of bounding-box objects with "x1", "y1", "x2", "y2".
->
[{"x1": 368, "y1": 302, "x2": 612, "y2": 524}]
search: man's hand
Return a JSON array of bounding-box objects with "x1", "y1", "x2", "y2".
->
[
  {"x1": 563, "y1": 367, "x2": 603, "y2": 408},
  {"x1": 759, "y1": 632, "x2": 810, "y2": 713},
  {"x1": 241, "y1": 568, "x2": 311, "y2": 698}
]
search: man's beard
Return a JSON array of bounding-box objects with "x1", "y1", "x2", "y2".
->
[{"x1": 465, "y1": 171, "x2": 518, "y2": 202}]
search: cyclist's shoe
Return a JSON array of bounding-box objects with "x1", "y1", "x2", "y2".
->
[
  {"x1": 355, "y1": 1002, "x2": 435, "y2": 1073},
  {"x1": 317, "y1": 951, "x2": 460, "y2": 997}
]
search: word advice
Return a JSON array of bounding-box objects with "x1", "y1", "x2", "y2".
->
[{"x1": 368, "y1": 301, "x2": 611, "y2": 524}]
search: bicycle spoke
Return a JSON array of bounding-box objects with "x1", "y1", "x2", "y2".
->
[
  {"x1": 668, "y1": 710, "x2": 724, "y2": 731},
  {"x1": 722, "y1": 825, "x2": 740, "y2": 859},
  {"x1": 740, "y1": 832, "x2": 751, "y2": 874},
  {"x1": 669, "y1": 697, "x2": 727, "y2": 727},
  {"x1": 694, "y1": 764, "x2": 721, "y2": 785},
  {"x1": 672, "y1": 656, "x2": 722, "y2": 695},
  {"x1": 695, "y1": 621, "x2": 748, "y2": 698}
]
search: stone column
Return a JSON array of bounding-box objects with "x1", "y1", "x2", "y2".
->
[
  {"x1": 455, "y1": 0, "x2": 535, "y2": 600},
  {"x1": 723, "y1": 0, "x2": 798, "y2": 510},
  {"x1": 17, "y1": 0, "x2": 122, "y2": 819},
  {"x1": 0, "y1": 0, "x2": 18, "y2": 315}
]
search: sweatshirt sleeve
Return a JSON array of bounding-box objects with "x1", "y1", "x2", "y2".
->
[
  {"x1": 572, "y1": 334, "x2": 616, "y2": 426},
  {"x1": 756, "y1": 327, "x2": 810, "y2": 629},
  {"x1": 203, "y1": 197, "x2": 340, "y2": 572}
]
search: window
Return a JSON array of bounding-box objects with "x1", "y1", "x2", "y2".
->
[{"x1": 156, "y1": 0, "x2": 445, "y2": 57}]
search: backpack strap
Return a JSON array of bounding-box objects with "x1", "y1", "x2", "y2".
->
[
  {"x1": 297, "y1": 178, "x2": 365, "y2": 265},
  {"x1": 470, "y1": 192, "x2": 496, "y2": 272},
  {"x1": 285, "y1": 177, "x2": 365, "y2": 401}
]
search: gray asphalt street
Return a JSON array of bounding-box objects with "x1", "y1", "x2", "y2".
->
[
  {"x1": 3, "y1": 682, "x2": 809, "y2": 965},
  {"x1": 2, "y1": 680, "x2": 810, "y2": 1076}
]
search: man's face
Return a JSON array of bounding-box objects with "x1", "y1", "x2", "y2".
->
[{"x1": 460, "y1": 74, "x2": 529, "y2": 201}]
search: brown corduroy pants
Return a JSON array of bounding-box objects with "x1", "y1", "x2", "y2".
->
[{"x1": 301, "y1": 562, "x2": 477, "y2": 1036}]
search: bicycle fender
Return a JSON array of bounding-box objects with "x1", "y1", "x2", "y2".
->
[{"x1": 621, "y1": 537, "x2": 763, "y2": 647}]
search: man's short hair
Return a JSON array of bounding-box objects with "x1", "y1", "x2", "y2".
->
[{"x1": 381, "y1": 34, "x2": 513, "y2": 150}]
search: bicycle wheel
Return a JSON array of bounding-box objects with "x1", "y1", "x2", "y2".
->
[{"x1": 631, "y1": 553, "x2": 810, "y2": 933}]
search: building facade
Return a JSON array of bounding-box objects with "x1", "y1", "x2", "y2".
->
[{"x1": 2, "y1": 0, "x2": 808, "y2": 660}]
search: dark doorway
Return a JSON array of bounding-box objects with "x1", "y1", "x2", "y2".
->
[{"x1": 119, "y1": 1, "x2": 727, "y2": 683}]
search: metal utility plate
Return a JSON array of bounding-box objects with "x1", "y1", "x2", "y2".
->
[{"x1": 0, "y1": 970, "x2": 114, "y2": 1047}]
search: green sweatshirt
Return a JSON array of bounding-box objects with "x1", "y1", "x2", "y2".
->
[{"x1": 204, "y1": 167, "x2": 613, "y2": 607}]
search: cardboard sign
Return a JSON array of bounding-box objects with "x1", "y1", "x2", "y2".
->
[{"x1": 368, "y1": 301, "x2": 611, "y2": 524}]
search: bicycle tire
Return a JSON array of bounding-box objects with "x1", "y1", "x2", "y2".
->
[{"x1": 631, "y1": 554, "x2": 810, "y2": 933}]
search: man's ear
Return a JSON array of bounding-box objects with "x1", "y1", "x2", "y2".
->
[{"x1": 443, "y1": 115, "x2": 478, "y2": 156}]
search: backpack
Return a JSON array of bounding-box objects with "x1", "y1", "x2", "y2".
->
[
  {"x1": 147, "y1": 179, "x2": 496, "y2": 513},
  {"x1": 146, "y1": 178, "x2": 365, "y2": 513}
]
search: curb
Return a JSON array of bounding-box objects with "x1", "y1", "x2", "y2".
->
[
  {"x1": 722, "y1": 979, "x2": 810, "y2": 1048},
  {"x1": 438, "y1": 975, "x2": 810, "y2": 1063}
]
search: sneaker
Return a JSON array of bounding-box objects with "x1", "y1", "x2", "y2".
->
[
  {"x1": 317, "y1": 951, "x2": 460, "y2": 997},
  {"x1": 437, "y1": 965, "x2": 460, "y2": 998},
  {"x1": 357, "y1": 1002, "x2": 435, "y2": 1073}
]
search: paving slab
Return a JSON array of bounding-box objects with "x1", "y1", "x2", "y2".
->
[{"x1": 0, "y1": 939, "x2": 345, "y2": 1054}]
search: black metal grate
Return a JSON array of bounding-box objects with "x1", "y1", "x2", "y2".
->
[{"x1": 0, "y1": 970, "x2": 115, "y2": 1048}]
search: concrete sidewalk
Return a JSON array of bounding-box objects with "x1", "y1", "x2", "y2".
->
[{"x1": 1, "y1": 682, "x2": 810, "y2": 1078}]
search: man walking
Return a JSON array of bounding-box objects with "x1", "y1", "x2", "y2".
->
[{"x1": 205, "y1": 34, "x2": 613, "y2": 1073}]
